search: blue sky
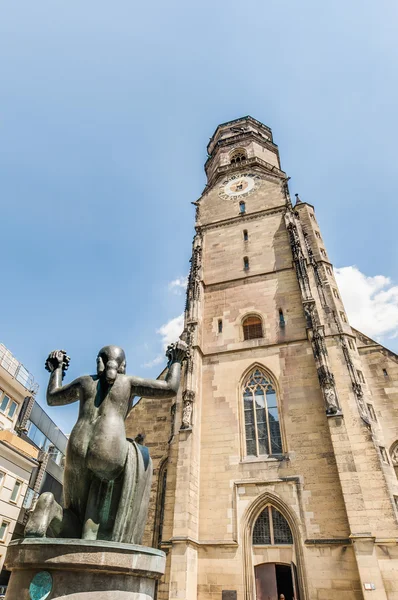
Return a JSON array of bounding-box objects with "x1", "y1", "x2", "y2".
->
[{"x1": 1, "y1": 0, "x2": 398, "y2": 432}]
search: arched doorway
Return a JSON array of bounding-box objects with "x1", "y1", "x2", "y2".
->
[
  {"x1": 255, "y1": 563, "x2": 299, "y2": 600},
  {"x1": 252, "y1": 505, "x2": 299, "y2": 600}
]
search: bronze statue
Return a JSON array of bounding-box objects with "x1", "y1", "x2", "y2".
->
[{"x1": 25, "y1": 341, "x2": 187, "y2": 543}]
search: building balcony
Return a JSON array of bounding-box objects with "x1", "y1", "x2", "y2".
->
[{"x1": 0, "y1": 429, "x2": 39, "y2": 460}]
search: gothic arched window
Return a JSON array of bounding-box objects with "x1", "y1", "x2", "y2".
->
[
  {"x1": 253, "y1": 506, "x2": 293, "y2": 545},
  {"x1": 390, "y1": 442, "x2": 398, "y2": 478},
  {"x1": 243, "y1": 316, "x2": 263, "y2": 340},
  {"x1": 243, "y1": 368, "x2": 282, "y2": 456},
  {"x1": 230, "y1": 148, "x2": 247, "y2": 165}
]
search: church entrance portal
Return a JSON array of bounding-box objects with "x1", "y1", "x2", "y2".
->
[{"x1": 255, "y1": 563, "x2": 298, "y2": 600}]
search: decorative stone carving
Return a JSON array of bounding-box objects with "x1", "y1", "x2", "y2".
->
[
  {"x1": 317, "y1": 366, "x2": 340, "y2": 414},
  {"x1": 311, "y1": 329, "x2": 327, "y2": 359},
  {"x1": 181, "y1": 390, "x2": 195, "y2": 430},
  {"x1": 304, "y1": 302, "x2": 317, "y2": 329},
  {"x1": 390, "y1": 443, "x2": 398, "y2": 466},
  {"x1": 185, "y1": 237, "x2": 202, "y2": 313}
]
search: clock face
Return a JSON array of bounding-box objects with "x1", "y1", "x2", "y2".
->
[{"x1": 219, "y1": 174, "x2": 258, "y2": 200}]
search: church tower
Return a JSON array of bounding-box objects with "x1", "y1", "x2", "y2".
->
[{"x1": 127, "y1": 116, "x2": 398, "y2": 600}]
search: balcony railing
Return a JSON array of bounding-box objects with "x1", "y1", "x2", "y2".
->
[{"x1": 0, "y1": 343, "x2": 38, "y2": 394}]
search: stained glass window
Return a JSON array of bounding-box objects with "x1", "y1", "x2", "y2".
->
[
  {"x1": 253, "y1": 506, "x2": 293, "y2": 545},
  {"x1": 243, "y1": 368, "x2": 282, "y2": 456}
]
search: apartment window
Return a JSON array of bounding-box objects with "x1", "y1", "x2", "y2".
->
[
  {"x1": 253, "y1": 506, "x2": 293, "y2": 545},
  {"x1": 243, "y1": 368, "x2": 282, "y2": 457},
  {"x1": 26, "y1": 421, "x2": 46, "y2": 449},
  {"x1": 243, "y1": 229, "x2": 248, "y2": 241},
  {"x1": 218, "y1": 319, "x2": 223, "y2": 334},
  {"x1": 357, "y1": 370, "x2": 365, "y2": 383},
  {"x1": 383, "y1": 368, "x2": 389, "y2": 378},
  {"x1": 333, "y1": 289, "x2": 340, "y2": 300},
  {"x1": 0, "y1": 520, "x2": 9, "y2": 543},
  {"x1": 10, "y1": 480, "x2": 22, "y2": 503},
  {"x1": 243, "y1": 256, "x2": 249, "y2": 270},
  {"x1": 239, "y1": 201, "x2": 246, "y2": 214},
  {"x1": 243, "y1": 316, "x2": 263, "y2": 341},
  {"x1": 340, "y1": 311, "x2": 347, "y2": 323},
  {"x1": 380, "y1": 447, "x2": 389, "y2": 464},
  {"x1": 367, "y1": 404, "x2": 377, "y2": 421},
  {"x1": 0, "y1": 394, "x2": 18, "y2": 420},
  {"x1": 315, "y1": 231, "x2": 321, "y2": 239},
  {"x1": 48, "y1": 446, "x2": 63, "y2": 466},
  {"x1": 279, "y1": 309, "x2": 285, "y2": 327},
  {"x1": 348, "y1": 339, "x2": 355, "y2": 350}
]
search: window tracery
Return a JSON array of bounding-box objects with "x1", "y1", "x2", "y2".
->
[
  {"x1": 253, "y1": 505, "x2": 293, "y2": 545},
  {"x1": 243, "y1": 367, "x2": 282, "y2": 456},
  {"x1": 230, "y1": 148, "x2": 247, "y2": 165}
]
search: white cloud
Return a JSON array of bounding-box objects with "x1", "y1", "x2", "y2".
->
[
  {"x1": 157, "y1": 313, "x2": 184, "y2": 351},
  {"x1": 335, "y1": 266, "x2": 398, "y2": 340},
  {"x1": 142, "y1": 313, "x2": 184, "y2": 368},
  {"x1": 168, "y1": 276, "x2": 188, "y2": 295},
  {"x1": 142, "y1": 354, "x2": 164, "y2": 369}
]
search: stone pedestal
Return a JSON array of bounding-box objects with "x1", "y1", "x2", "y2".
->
[{"x1": 5, "y1": 538, "x2": 165, "y2": 600}]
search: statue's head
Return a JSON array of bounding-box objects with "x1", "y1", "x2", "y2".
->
[{"x1": 96, "y1": 345, "x2": 126, "y2": 384}]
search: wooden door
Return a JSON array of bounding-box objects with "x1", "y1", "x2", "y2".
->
[
  {"x1": 255, "y1": 563, "x2": 278, "y2": 600},
  {"x1": 291, "y1": 562, "x2": 300, "y2": 600}
]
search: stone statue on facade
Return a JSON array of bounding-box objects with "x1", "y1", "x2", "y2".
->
[{"x1": 25, "y1": 341, "x2": 187, "y2": 544}]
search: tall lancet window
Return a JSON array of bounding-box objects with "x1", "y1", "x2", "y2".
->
[{"x1": 243, "y1": 368, "x2": 282, "y2": 457}]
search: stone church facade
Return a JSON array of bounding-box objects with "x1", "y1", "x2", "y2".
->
[{"x1": 126, "y1": 116, "x2": 398, "y2": 600}]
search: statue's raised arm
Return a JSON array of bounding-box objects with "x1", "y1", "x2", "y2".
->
[
  {"x1": 45, "y1": 350, "x2": 83, "y2": 406},
  {"x1": 129, "y1": 339, "x2": 188, "y2": 398}
]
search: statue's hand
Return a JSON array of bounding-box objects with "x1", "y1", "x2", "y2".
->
[
  {"x1": 166, "y1": 339, "x2": 189, "y2": 365},
  {"x1": 45, "y1": 350, "x2": 70, "y2": 376}
]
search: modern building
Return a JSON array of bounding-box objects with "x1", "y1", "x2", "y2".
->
[
  {"x1": 13, "y1": 398, "x2": 68, "y2": 534},
  {"x1": 0, "y1": 344, "x2": 68, "y2": 596},
  {"x1": 127, "y1": 116, "x2": 398, "y2": 600},
  {"x1": 0, "y1": 344, "x2": 38, "y2": 578}
]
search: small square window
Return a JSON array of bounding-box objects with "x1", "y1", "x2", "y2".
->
[
  {"x1": 310, "y1": 213, "x2": 315, "y2": 220},
  {"x1": 243, "y1": 256, "x2": 249, "y2": 270},
  {"x1": 239, "y1": 201, "x2": 246, "y2": 214},
  {"x1": 320, "y1": 248, "x2": 326, "y2": 257},
  {"x1": 243, "y1": 229, "x2": 248, "y2": 241},
  {"x1": 0, "y1": 520, "x2": 9, "y2": 543},
  {"x1": 218, "y1": 319, "x2": 223, "y2": 334},
  {"x1": 10, "y1": 480, "x2": 22, "y2": 503},
  {"x1": 348, "y1": 339, "x2": 355, "y2": 350},
  {"x1": 383, "y1": 368, "x2": 389, "y2": 378},
  {"x1": 367, "y1": 404, "x2": 377, "y2": 421},
  {"x1": 340, "y1": 311, "x2": 347, "y2": 323},
  {"x1": 315, "y1": 231, "x2": 321, "y2": 239},
  {"x1": 380, "y1": 446, "x2": 389, "y2": 464},
  {"x1": 326, "y1": 266, "x2": 333, "y2": 276}
]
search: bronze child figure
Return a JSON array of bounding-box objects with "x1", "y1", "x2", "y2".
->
[{"x1": 25, "y1": 341, "x2": 187, "y2": 543}]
